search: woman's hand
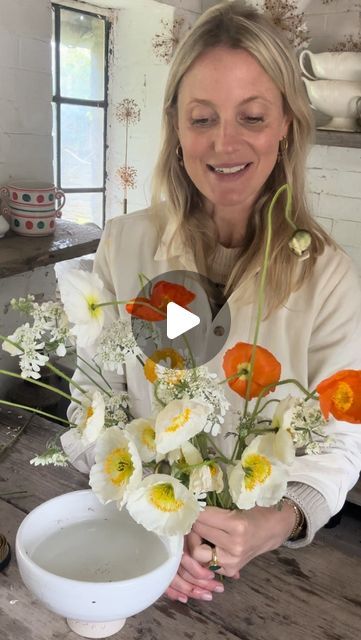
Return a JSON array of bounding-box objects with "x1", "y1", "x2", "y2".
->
[
  {"x1": 188, "y1": 503, "x2": 297, "y2": 578},
  {"x1": 165, "y1": 535, "x2": 225, "y2": 603}
]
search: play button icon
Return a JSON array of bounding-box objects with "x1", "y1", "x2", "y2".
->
[
  {"x1": 166, "y1": 302, "x2": 200, "y2": 339},
  {"x1": 129, "y1": 269, "x2": 231, "y2": 370}
]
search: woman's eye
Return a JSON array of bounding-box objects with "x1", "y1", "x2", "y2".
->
[
  {"x1": 244, "y1": 116, "x2": 264, "y2": 124},
  {"x1": 191, "y1": 117, "x2": 213, "y2": 126}
]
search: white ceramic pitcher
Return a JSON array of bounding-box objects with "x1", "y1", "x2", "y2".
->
[{"x1": 299, "y1": 50, "x2": 361, "y2": 82}]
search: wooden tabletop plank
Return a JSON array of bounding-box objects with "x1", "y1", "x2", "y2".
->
[{"x1": 0, "y1": 219, "x2": 101, "y2": 278}]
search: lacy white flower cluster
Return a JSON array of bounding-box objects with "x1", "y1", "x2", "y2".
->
[
  {"x1": 98, "y1": 319, "x2": 141, "y2": 374},
  {"x1": 154, "y1": 365, "x2": 230, "y2": 436},
  {"x1": 2, "y1": 296, "x2": 70, "y2": 378}
]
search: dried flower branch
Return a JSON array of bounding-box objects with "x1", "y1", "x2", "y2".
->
[
  {"x1": 258, "y1": 0, "x2": 310, "y2": 49},
  {"x1": 152, "y1": 17, "x2": 190, "y2": 64},
  {"x1": 329, "y1": 33, "x2": 361, "y2": 53}
]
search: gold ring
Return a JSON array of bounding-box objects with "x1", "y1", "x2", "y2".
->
[{"x1": 208, "y1": 547, "x2": 221, "y2": 571}]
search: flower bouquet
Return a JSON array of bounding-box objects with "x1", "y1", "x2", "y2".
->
[{"x1": 1, "y1": 185, "x2": 360, "y2": 538}]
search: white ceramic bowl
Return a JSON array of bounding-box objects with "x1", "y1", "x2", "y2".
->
[
  {"x1": 303, "y1": 78, "x2": 361, "y2": 132},
  {"x1": 16, "y1": 490, "x2": 183, "y2": 636}
]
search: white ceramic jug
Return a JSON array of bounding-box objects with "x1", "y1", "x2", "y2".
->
[
  {"x1": 299, "y1": 50, "x2": 361, "y2": 82},
  {"x1": 303, "y1": 78, "x2": 361, "y2": 131}
]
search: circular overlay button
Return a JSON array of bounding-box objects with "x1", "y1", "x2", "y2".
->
[{"x1": 129, "y1": 270, "x2": 231, "y2": 369}]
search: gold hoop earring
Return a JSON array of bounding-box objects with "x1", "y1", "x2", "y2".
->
[
  {"x1": 277, "y1": 136, "x2": 288, "y2": 163},
  {"x1": 176, "y1": 143, "x2": 184, "y2": 167}
]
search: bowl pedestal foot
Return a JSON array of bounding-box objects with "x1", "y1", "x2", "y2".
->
[{"x1": 66, "y1": 618, "x2": 126, "y2": 638}]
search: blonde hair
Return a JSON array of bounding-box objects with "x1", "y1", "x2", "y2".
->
[{"x1": 151, "y1": 0, "x2": 333, "y2": 313}]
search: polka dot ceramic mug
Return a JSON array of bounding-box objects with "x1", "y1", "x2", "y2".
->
[{"x1": 1, "y1": 182, "x2": 66, "y2": 236}]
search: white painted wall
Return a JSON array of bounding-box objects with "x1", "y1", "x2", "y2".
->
[
  {"x1": 0, "y1": 0, "x2": 54, "y2": 393},
  {"x1": 105, "y1": 0, "x2": 201, "y2": 216},
  {"x1": 0, "y1": 0, "x2": 53, "y2": 186}
]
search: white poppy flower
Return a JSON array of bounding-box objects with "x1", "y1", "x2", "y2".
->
[
  {"x1": 228, "y1": 434, "x2": 288, "y2": 510},
  {"x1": 89, "y1": 427, "x2": 142, "y2": 508},
  {"x1": 126, "y1": 473, "x2": 200, "y2": 536},
  {"x1": 189, "y1": 462, "x2": 224, "y2": 495},
  {"x1": 72, "y1": 390, "x2": 105, "y2": 445},
  {"x1": 125, "y1": 418, "x2": 157, "y2": 463},
  {"x1": 58, "y1": 269, "x2": 111, "y2": 347},
  {"x1": 271, "y1": 396, "x2": 298, "y2": 465},
  {"x1": 181, "y1": 440, "x2": 203, "y2": 466},
  {"x1": 155, "y1": 399, "x2": 211, "y2": 454}
]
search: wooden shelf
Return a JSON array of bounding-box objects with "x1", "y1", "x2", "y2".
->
[
  {"x1": 0, "y1": 219, "x2": 101, "y2": 279},
  {"x1": 315, "y1": 129, "x2": 361, "y2": 148}
]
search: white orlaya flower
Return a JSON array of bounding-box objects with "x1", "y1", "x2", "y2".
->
[
  {"x1": 72, "y1": 390, "x2": 105, "y2": 445},
  {"x1": 125, "y1": 418, "x2": 158, "y2": 463},
  {"x1": 89, "y1": 426, "x2": 142, "y2": 507},
  {"x1": 126, "y1": 473, "x2": 200, "y2": 536},
  {"x1": 155, "y1": 399, "x2": 211, "y2": 455},
  {"x1": 228, "y1": 434, "x2": 288, "y2": 510},
  {"x1": 271, "y1": 396, "x2": 298, "y2": 465},
  {"x1": 189, "y1": 462, "x2": 224, "y2": 495},
  {"x1": 58, "y1": 269, "x2": 111, "y2": 347}
]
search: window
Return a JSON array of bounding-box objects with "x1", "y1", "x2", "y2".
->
[{"x1": 52, "y1": 4, "x2": 110, "y2": 227}]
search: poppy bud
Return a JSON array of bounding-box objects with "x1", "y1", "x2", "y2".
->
[{"x1": 288, "y1": 229, "x2": 312, "y2": 258}]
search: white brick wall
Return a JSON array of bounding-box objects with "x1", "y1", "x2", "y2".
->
[
  {"x1": 0, "y1": 0, "x2": 53, "y2": 187},
  {"x1": 307, "y1": 145, "x2": 361, "y2": 281}
]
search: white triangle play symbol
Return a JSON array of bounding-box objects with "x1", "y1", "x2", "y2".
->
[{"x1": 166, "y1": 302, "x2": 200, "y2": 339}]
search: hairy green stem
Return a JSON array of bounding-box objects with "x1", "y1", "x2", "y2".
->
[{"x1": 244, "y1": 184, "x2": 292, "y2": 417}]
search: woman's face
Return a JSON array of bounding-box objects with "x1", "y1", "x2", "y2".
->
[{"x1": 176, "y1": 46, "x2": 290, "y2": 216}]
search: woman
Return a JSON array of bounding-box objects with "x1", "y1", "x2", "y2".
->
[{"x1": 65, "y1": 1, "x2": 361, "y2": 604}]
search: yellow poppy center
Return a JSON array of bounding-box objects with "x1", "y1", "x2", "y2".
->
[
  {"x1": 333, "y1": 382, "x2": 353, "y2": 412},
  {"x1": 237, "y1": 361, "x2": 250, "y2": 380},
  {"x1": 86, "y1": 294, "x2": 102, "y2": 319},
  {"x1": 209, "y1": 463, "x2": 218, "y2": 477},
  {"x1": 165, "y1": 408, "x2": 191, "y2": 433},
  {"x1": 243, "y1": 454, "x2": 272, "y2": 491},
  {"x1": 149, "y1": 483, "x2": 184, "y2": 512},
  {"x1": 141, "y1": 426, "x2": 156, "y2": 451},
  {"x1": 104, "y1": 448, "x2": 134, "y2": 486},
  {"x1": 86, "y1": 406, "x2": 94, "y2": 420}
]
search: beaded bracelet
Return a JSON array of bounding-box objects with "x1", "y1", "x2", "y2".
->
[{"x1": 282, "y1": 497, "x2": 306, "y2": 541}]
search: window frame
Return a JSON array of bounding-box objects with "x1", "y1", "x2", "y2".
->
[{"x1": 52, "y1": 2, "x2": 110, "y2": 228}]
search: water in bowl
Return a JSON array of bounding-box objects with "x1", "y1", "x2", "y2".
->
[{"x1": 31, "y1": 517, "x2": 168, "y2": 582}]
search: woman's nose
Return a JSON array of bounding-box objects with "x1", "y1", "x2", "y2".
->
[{"x1": 213, "y1": 121, "x2": 241, "y2": 154}]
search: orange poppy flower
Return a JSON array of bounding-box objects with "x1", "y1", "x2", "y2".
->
[
  {"x1": 125, "y1": 297, "x2": 165, "y2": 321},
  {"x1": 222, "y1": 341, "x2": 281, "y2": 399},
  {"x1": 316, "y1": 370, "x2": 361, "y2": 423},
  {"x1": 144, "y1": 348, "x2": 185, "y2": 383},
  {"x1": 126, "y1": 280, "x2": 195, "y2": 321},
  {"x1": 150, "y1": 281, "x2": 195, "y2": 313}
]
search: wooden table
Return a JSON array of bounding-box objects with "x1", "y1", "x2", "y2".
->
[{"x1": 1, "y1": 405, "x2": 361, "y2": 640}]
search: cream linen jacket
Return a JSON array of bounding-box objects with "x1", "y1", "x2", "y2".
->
[{"x1": 65, "y1": 208, "x2": 361, "y2": 547}]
